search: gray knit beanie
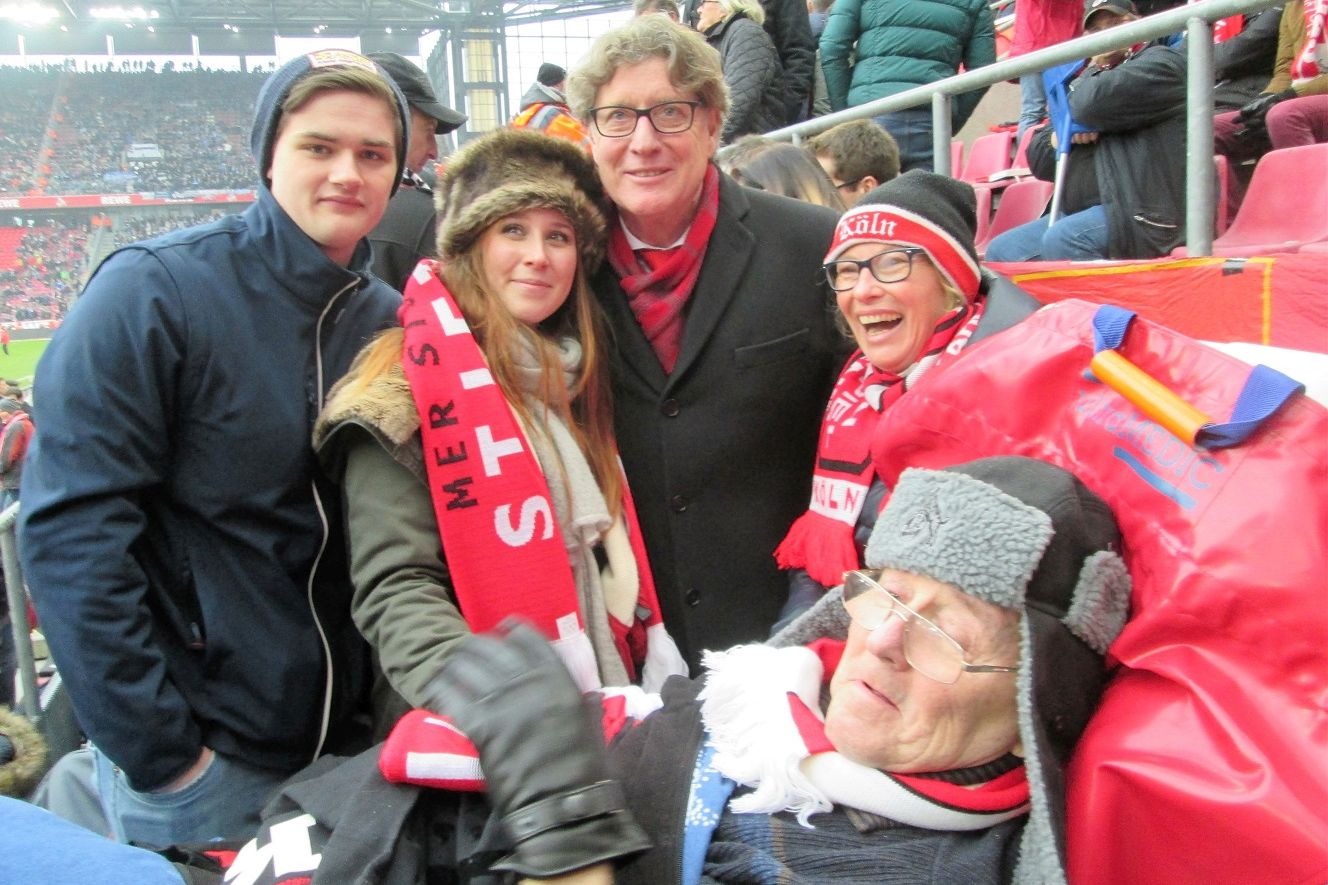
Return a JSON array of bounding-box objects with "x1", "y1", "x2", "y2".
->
[{"x1": 251, "y1": 49, "x2": 411, "y2": 197}]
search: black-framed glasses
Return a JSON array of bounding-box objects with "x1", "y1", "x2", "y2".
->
[
  {"x1": 840, "y1": 570, "x2": 1019, "y2": 685},
  {"x1": 833, "y1": 176, "x2": 865, "y2": 193},
  {"x1": 822, "y1": 247, "x2": 925, "y2": 291},
  {"x1": 587, "y1": 100, "x2": 704, "y2": 138}
]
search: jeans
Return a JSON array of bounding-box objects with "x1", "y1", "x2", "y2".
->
[
  {"x1": 1017, "y1": 72, "x2": 1047, "y2": 146},
  {"x1": 874, "y1": 106, "x2": 935, "y2": 173},
  {"x1": 93, "y1": 746, "x2": 289, "y2": 848},
  {"x1": 984, "y1": 204, "x2": 1111, "y2": 261}
]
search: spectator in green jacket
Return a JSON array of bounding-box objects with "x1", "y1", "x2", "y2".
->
[{"x1": 820, "y1": 0, "x2": 996, "y2": 172}]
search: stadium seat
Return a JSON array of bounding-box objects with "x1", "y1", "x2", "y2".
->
[
  {"x1": 1178, "y1": 143, "x2": 1328, "y2": 257},
  {"x1": 1010, "y1": 125, "x2": 1042, "y2": 175},
  {"x1": 959, "y1": 131, "x2": 1015, "y2": 183},
  {"x1": 976, "y1": 178, "x2": 1054, "y2": 257},
  {"x1": 1213, "y1": 153, "x2": 1231, "y2": 237}
]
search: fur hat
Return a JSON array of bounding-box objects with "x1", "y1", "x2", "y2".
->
[
  {"x1": 0, "y1": 706, "x2": 47, "y2": 798},
  {"x1": 251, "y1": 49, "x2": 411, "y2": 197},
  {"x1": 773, "y1": 456, "x2": 1131, "y2": 885},
  {"x1": 435, "y1": 129, "x2": 609, "y2": 274},
  {"x1": 824, "y1": 170, "x2": 982, "y2": 300}
]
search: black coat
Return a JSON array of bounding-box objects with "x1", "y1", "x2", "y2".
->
[
  {"x1": 1212, "y1": 7, "x2": 1283, "y2": 111},
  {"x1": 369, "y1": 181, "x2": 436, "y2": 292},
  {"x1": 1070, "y1": 44, "x2": 1189, "y2": 258},
  {"x1": 592, "y1": 173, "x2": 842, "y2": 669},
  {"x1": 706, "y1": 13, "x2": 787, "y2": 143}
]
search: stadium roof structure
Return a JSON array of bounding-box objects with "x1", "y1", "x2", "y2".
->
[{"x1": 2, "y1": 1, "x2": 631, "y2": 56}]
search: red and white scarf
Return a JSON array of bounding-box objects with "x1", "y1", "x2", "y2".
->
[
  {"x1": 699, "y1": 642, "x2": 1030, "y2": 830},
  {"x1": 398, "y1": 263, "x2": 683, "y2": 691},
  {"x1": 1293, "y1": 0, "x2": 1328, "y2": 82},
  {"x1": 379, "y1": 640, "x2": 1028, "y2": 831},
  {"x1": 606, "y1": 164, "x2": 721, "y2": 373},
  {"x1": 774, "y1": 302, "x2": 984, "y2": 588}
]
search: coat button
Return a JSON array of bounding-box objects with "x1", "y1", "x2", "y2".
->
[
  {"x1": 660, "y1": 398, "x2": 680, "y2": 417},
  {"x1": 684, "y1": 589, "x2": 701, "y2": 606},
  {"x1": 670, "y1": 495, "x2": 689, "y2": 512}
]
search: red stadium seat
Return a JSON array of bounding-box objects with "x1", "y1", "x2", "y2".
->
[
  {"x1": 976, "y1": 178, "x2": 1054, "y2": 257},
  {"x1": 959, "y1": 131, "x2": 1015, "y2": 183},
  {"x1": 1202, "y1": 143, "x2": 1328, "y2": 256}
]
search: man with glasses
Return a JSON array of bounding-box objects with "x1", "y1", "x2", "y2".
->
[
  {"x1": 807, "y1": 118, "x2": 901, "y2": 205},
  {"x1": 311, "y1": 456, "x2": 1127, "y2": 884},
  {"x1": 564, "y1": 15, "x2": 844, "y2": 670}
]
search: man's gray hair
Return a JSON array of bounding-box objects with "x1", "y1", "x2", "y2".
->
[{"x1": 566, "y1": 14, "x2": 730, "y2": 122}]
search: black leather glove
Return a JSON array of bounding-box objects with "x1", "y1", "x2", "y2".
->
[
  {"x1": 425, "y1": 620, "x2": 650, "y2": 878},
  {"x1": 1236, "y1": 88, "x2": 1297, "y2": 129}
]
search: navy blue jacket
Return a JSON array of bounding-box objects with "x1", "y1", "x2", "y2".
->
[{"x1": 19, "y1": 189, "x2": 401, "y2": 791}]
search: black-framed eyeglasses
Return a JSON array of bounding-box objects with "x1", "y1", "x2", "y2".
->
[
  {"x1": 833, "y1": 176, "x2": 865, "y2": 193},
  {"x1": 841, "y1": 570, "x2": 1019, "y2": 685},
  {"x1": 822, "y1": 247, "x2": 925, "y2": 291},
  {"x1": 586, "y1": 100, "x2": 704, "y2": 138}
]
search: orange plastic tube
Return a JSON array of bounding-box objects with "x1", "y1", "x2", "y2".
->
[{"x1": 1090, "y1": 349, "x2": 1212, "y2": 445}]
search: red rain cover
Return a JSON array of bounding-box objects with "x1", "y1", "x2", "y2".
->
[{"x1": 869, "y1": 299, "x2": 1328, "y2": 884}]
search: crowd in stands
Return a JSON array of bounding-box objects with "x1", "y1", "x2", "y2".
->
[
  {"x1": 0, "y1": 67, "x2": 266, "y2": 196},
  {"x1": 0, "y1": 209, "x2": 236, "y2": 325},
  {"x1": 107, "y1": 209, "x2": 240, "y2": 251},
  {"x1": 0, "y1": 70, "x2": 60, "y2": 195},
  {"x1": 0, "y1": 221, "x2": 89, "y2": 324}
]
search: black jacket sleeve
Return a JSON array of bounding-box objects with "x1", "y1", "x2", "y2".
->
[
  {"x1": 1213, "y1": 7, "x2": 1282, "y2": 82},
  {"x1": 1070, "y1": 45, "x2": 1188, "y2": 133},
  {"x1": 760, "y1": 0, "x2": 816, "y2": 123}
]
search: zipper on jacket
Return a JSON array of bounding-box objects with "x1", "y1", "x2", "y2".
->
[
  {"x1": 1132, "y1": 214, "x2": 1178, "y2": 230},
  {"x1": 308, "y1": 275, "x2": 360, "y2": 762}
]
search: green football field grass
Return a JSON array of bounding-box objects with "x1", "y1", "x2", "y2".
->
[{"x1": 0, "y1": 338, "x2": 50, "y2": 388}]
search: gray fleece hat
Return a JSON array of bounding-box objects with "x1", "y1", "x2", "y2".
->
[
  {"x1": 868, "y1": 457, "x2": 1130, "y2": 885},
  {"x1": 772, "y1": 455, "x2": 1131, "y2": 885},
  {"x1": 251, "y1": 49, "x2": 411, "y2": 197}
]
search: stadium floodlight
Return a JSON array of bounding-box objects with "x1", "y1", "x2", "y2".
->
[
  {"x1": 89, "y1": 5, "x2": 160, "y2": 20},
  {"x1": 0, "y1": 3, "x2": 60, "y2": 25}
]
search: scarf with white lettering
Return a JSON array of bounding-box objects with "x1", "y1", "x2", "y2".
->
[
  {"x1": 774, "y1": 302, "x2": 984, "y2": 588},
  {"x1": 1292, "y1": 0, "x2": 1328, "y2": 81},
  {"x1": 398, "y1": 262, "x2": 684, "y2": 691}
]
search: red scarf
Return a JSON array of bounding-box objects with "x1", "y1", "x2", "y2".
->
[
  {"x1": 775, "y1": 302, "x2": 984, "y2": 588},
  {"x1": 381, "y1": 640, "x2": 1030, "y2": 830},
  {"x1": 398, "y1": 263, "x2": 672, "y2": 688},
  {"x1": 1293, "y1": 0, "x2": 1328, "y2": 81},
  {"x1": 606, "y1": 164, "x2": 720, "y2": 372}
]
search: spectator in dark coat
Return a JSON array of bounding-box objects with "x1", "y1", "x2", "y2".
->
[
  {"x1": 985, "y1": 1, "x2": 1188, "y2": 261},
  {"x1": 697, "y1": 0, "x2": 787, "y2": 143},
  {"x1": 367, "y1": 52, "x2": 467, "y2": 291},
  {"x1": 688, "y1": 0, "x2": 817, "y2": 124}
]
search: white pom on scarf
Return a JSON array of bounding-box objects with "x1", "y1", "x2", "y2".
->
[{"x1": 699, "y1": 644, "x2": 833, "y2": 825}]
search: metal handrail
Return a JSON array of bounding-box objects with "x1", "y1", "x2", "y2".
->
[
  {"x1": 764, "y1": 0, "x2": 1281, "y2": 257},
  {"x1": 0, "y1": 500, "x2": 37, "y2": 720}
]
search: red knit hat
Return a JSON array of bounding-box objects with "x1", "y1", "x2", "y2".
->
[{"x1": 823, "y1": 170, "x2": 982, "y2": 300}]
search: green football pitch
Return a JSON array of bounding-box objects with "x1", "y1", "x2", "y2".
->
[{"x1": 0, "y1": 338, "x2": 49, "y2": 388}]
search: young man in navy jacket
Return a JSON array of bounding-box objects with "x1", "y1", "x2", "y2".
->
[{"x1": 19, "y1": 50, "x2": 408, "y2": 848}]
